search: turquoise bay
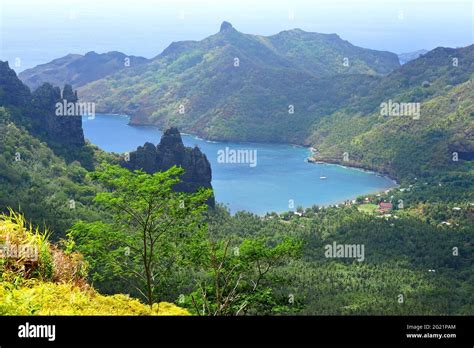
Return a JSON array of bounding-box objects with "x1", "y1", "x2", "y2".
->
[{"x1": 82, "y1": 114, "x2": 396, "y2": 214}]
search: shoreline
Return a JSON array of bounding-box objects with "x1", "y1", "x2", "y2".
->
[
  {"x1": 126, "y1": 114, "x2": 312, "y2": 148},
  {"x1": 89, "y1": 113, "x2": 399, "y2": 215},
  {"x1": 127, "y1": 115, "x2": 398, "y2": 185},
  {"x1": 307, "y1": 155, "x2": 399, "y2": 186},
  {"x1": 298, "y1": 156, "x2": 399, "y2": 213}
]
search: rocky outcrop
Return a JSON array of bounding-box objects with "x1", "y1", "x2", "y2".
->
[
  {"x1": 121, "y1": 128, "x2": 214, "y2": 206},
  {"x1": 1, "y1": 61, "x2": 85, "y2": 148},
  {"x1": 1, "y1": 61, "x2": 89, "y2": 167},
  {"x1": 0, "y1": 61, "x2": 31, "y2": 107},
  {"x1": 31, "y1": 83, "x2": 85, "y2": 147},
  {"x1": 219, "y1": 21, "x2": 234, "y2": 32},
  {"x1": 449, "y1": 130, "x2": 474, "y2": 161}
]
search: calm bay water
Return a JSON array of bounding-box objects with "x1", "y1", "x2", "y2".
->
[{"x1": 82, "y1": 114, "x2": 396, "y2": 214}]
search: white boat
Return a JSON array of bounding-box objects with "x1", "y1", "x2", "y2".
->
[{"x1": 320, "y1": 176, "x2": 327, "y2": 180}]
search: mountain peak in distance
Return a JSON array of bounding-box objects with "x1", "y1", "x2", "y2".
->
[{"x1": 220, "y1": 21, "x2": 234, "y2": 32}]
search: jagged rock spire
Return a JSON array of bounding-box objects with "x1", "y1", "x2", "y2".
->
[{"x1": 120, "y1": 128, "x2": 215, "y2": 207}]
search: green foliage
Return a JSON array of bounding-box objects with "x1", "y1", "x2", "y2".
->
[
  {"x1": 0, "y1": 108, "x2": 103, "y2": 239},
  {"x1": 19, "y1": 51, "x2": 148, "y2": 90},
  {"x1": 0, "y1": 282, "x2": 189, "y2": 315},
  {"x1": 0, "y1": 210, "x2": 87, "y2": 286},
  {"x1": 0, "y1": 210, "x2": 188, "y2": 316},
  {"x1": 70, "y1": 166, "x2": 304, "y2": 315},
  {"x1": 309, "y1": 49, "x2": 474, "y2": 183},
  {"x1": 357, "y1": 204, "x2": 378, "y2": 214},
  {"x1": 184, "y1": 236, "x2": 302, "y2": 315},
  {"x1": 205, "y1": 205, "x2": 473, "y2": 315},
  {"x1": 78, "y1": 25, "x2": 399, "y2": 144},
  {"x1": 1, "y1": 38, "x2": 473, "y2": 317},
  {"x1": 70, "y1": 164, "x2": 212, "y2": 304}
]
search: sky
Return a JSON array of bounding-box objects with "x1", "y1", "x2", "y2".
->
[{"x1": 0, "y1": 0, "x2": 473, "y2": 72}]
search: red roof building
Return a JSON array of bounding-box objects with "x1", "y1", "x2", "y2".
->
[{"x1": 378, "y1": 202, "x2": 393, "y2": 213}]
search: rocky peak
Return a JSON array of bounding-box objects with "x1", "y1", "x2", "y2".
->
[
  {"x1": 121, "y1": 128, "x2": 214, "y2": 206},
  {"x1": 220, "y1": 21, "x2": 234, "y2": 33},
  {"x1": 0, "y1": 61, "x2": 85, "y2": 148},
  {"x1": 31, "y1": 83, "x2": 85, "y2": 147},
  {"x1": 157, "y1": 127, "x2": 185, "y2": 151},
  {"x1": 0, "y1": 61, "x2": 31, "y2": 107},
  {"x1": 84, "y1": 51, "x2": 99, "y2": 57}
]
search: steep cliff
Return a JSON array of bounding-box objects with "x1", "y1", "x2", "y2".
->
[
  {"x1": 121, "y1": 127, "x2": 214, "y2": 206},
  {"x1": 31, "y1": 83, "x2": 85, "y2": 148},
  {"x1": 0, "y1": 61, "x2": 31, "y2": 107},
  {"x1": 1, "y1": 60, "x2": 85, "y2": 146},
  {"x1": 1, "y1": 60, "x2": 90, "y2": 166}
]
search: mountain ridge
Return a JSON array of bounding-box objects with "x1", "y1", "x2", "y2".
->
[
  {"x1": 19, "y1": 51, "x2": 148, "y2": 90},
  {"x1": 76, "y1": 22, "x2": 400, "y2": 143},
  {"x1": 398, "y1": 49, "x2": 429, "y2": 64}
]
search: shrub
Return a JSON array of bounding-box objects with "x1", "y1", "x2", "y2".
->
[
  {"x1": 0, "y1": 209, "x2": 86, "y2": 286},
  {"x1": 0, "y1": 282, "x2": 189, "y2": 315},
  {"x1": 0, "y1": 210, "x2": 189, "y2": 316}
]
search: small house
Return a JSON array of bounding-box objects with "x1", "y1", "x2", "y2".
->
[{"x1": 378, "y1": 202, "x2": 393, "y2": 213}]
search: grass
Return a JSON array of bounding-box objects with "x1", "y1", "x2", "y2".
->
[{"x1": 357, "y1": 204, "x2": 378, "y2": 214}]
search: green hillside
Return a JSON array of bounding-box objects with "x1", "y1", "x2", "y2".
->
[
  {"x1": 265, "y1": 28, "x2": 399, "y2": 75},
  {"x1": 0, "y1": 106, "x2": 105, "y2": 237},
  {"x1": 309, "y1": 48, "x2": 474, "y2": 181},
  {"x1": 1, "y1": 55, "x2": 473, "y2": 315},
  {"x1": 78, "y1": 22, "x2": 399, "y2": 143},
  {"x1": 19, "y1": 51, "x2": 148, "y2": 91}
]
